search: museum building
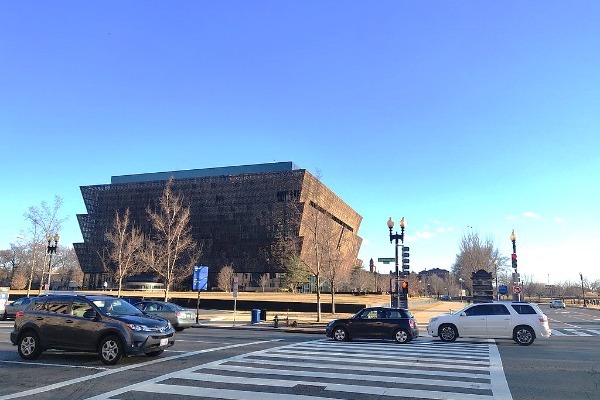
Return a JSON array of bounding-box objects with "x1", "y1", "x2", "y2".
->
[{"x1": 74, "y1": 162, "x2": 362, "y2": 290}]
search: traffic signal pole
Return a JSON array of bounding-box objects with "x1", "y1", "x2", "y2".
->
[
  {"x1": 388, "y1": 217, "x2": 408, "y2": 309},
  {"x1": 511, "y1": 230, "x2": 520, "y2": 301}
]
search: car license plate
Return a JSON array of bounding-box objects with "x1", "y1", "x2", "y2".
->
[{"x1": 160, "y1": 338, "x2": 168, "y2": 346}]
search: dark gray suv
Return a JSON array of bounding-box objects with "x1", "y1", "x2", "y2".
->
[{"x1": 10, "y1": 294, "x2": 175, "y2": 365}]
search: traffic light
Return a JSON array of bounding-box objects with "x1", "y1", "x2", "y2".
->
[
  {"x1": 402, "y1": 246, "x2": 410, "y2": 270},
  {"x1": 401, "y1": 280, "x2": 408, "y2": 294},
  {"x1": 511, "y1": 253, "x2": 517, "y2": 270}
]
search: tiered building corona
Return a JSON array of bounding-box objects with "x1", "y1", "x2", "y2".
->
[{"x1": 75, "y1": 162, "x2": 362, "y2": 290}]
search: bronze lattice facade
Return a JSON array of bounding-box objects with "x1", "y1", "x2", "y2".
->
[{"x1": 75, "y1": 162, "x2": 362, "y2": 290}]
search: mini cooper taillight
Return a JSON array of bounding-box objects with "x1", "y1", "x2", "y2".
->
[{"x1": 409, "y1": 318, "x2": 417, "y2": 328}]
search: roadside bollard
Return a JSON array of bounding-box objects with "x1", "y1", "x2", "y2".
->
[{"x1": 274, "y1": 314, "x2": 279, "y2": 328}]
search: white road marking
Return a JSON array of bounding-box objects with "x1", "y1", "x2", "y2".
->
[
  {"x1": 0, "y1": 360, "x2": 108, "y2": 370},
  {"x1": 564, "y1": 329, "x2": 592, "y2": 336},
  {"x1": 0, "y1": 339, "x2": 279, "y2": 400},
  {"x1": 85, "y1": 338, "x2": 513, "y2": 400}
]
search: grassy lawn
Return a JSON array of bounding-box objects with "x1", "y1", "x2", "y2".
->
[{"x1": 6, "y1": 289, "x2": 392, "y2": 305}]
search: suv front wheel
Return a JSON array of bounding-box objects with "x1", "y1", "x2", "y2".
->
[
  {"x1": 439, "y1": 324, "x2": 458, "y2": 342},
  {"x1": 17, "y1": 330, "x2": 42, "y2": 360},
  {"x1": 99, "y1": 335, "x2": 124, "y2": 365}
]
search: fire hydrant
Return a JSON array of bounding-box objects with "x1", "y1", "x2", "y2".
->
[{"x1": 273, "y1": 314, "x2": 279, "y2": 328}]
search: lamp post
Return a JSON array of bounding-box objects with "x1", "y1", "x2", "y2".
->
[
  {"x1": 459, "y1": 278, "x2": 463, "y2": 302},
  {"x1": 39, "y1": 234, "x2": 59, "y2": 293},
  {"x1": 579, "y1": 272, "x2": 587, "y2": 307},
  {"x1": 510, "y1": 230, "x2": 519, "y2": 301},
  {"x1": 387, "y1": 217, "x2": 406, "y2": 308},
  {"x1": 494, "y1": 260, "x2": 499, "y2": 300}
]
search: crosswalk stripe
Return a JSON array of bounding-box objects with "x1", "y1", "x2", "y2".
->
[
  {"x1": 269, "y1": 348, "x2": 490, "y2": 364},
  {"x1": 86, "y1": 339, "x2": 512, "y2": 400},
  {"x1": 198, "y1": 366, "x2": 492, "y2": 389},
  {"x1": 549, "y1": 328, "x2": 600, "y2": 336},
  {"x1": 136, "y1": 377, "x2": 497, "y2": 400},
  {"x1": 299, "y1": 341, "x2": 491, "y2": 357},
  {"x1": 245, "y1": 351, "x2": 491, "y2": 371},
  {"x1": 136, "y1": 383, "x2": 333, "y2": 400},
  {"x1": 232, "y1": 357, "x2": 490, "y2": 380},
  {"x1": 564, "y1": 329, "x2": 593, "y2": 336}
]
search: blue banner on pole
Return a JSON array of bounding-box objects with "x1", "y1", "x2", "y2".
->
[{"x1": 193, "y1": 266, "x2": 208, "y2": 291}]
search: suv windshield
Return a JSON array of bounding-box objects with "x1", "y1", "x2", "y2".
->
[{"x1": 93, "y1": 299, "x2": 144, "y2": 316}]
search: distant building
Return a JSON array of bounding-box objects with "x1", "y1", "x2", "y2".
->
[
  {"x1": 75, "y1": 162, "x2": 362, "y2": 290},
  {"x1": 417, "y1": 268, "x2": 450, "y2": 281}
]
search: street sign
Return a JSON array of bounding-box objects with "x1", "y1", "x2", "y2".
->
[
  {"x1": 377, "y1": 258, "x2": 395, "y2": 264},
  {"x1": 513, "y1": 285, "x2": 522, "y2": 294},
  {"x1": 233, "y1": 276, "x2": 239, "y2": 298},
  {"x1": 192, "y1": 266, "x2": 208, "y2": 291},
  {"x1": 193, "y1": 266, "x2": 208, "y2": 324},
  {"x1": 498, "y1": 285, "x2": 508, "y2": 295}
]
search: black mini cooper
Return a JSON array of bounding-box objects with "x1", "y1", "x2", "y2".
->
[{"x1": 326, "y1": 307, "x2": 419, "y2": 343}]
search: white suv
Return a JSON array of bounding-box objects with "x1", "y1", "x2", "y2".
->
[{"x1": 427, "y1": 301, "x2": 551, "y2": 346}]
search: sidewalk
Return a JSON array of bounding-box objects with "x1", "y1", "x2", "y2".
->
[{"x1": 193, "y1": 300, "x2": 462, "y2": 334}]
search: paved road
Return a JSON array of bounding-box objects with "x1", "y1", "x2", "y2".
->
[
  {"x1": 1, "y1": 302, "x2": 599, "y2": 400},
  {"x1": 84, "y1": 338, "x2": 511, "y2": 400}
]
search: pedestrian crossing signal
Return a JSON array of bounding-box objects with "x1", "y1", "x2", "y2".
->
[{"x1": 401, "y1": 281, "x2": 408, "y2": 294}]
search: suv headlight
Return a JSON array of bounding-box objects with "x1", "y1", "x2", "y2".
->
[{"x1": 128, "y1": 323, "x2": 153, "y2": 332}]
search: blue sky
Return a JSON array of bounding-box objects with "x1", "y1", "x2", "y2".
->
[{"x1": 2, "y1": 1, "x2": 599, "y2": 285}]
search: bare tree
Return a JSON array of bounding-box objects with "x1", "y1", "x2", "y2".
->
[
  {"x1": 452, "y1": 231, "x2": 506, "y2": 294},
  {"x1": 11, "y1": 272, "x2": 28, "y2": 290},
  {"x1": 259, "y1": 274, "x2": 270, "y2": 292},
  {"x1": 299, "y1": 201, "x2": 337, "y2": 322},
  {"x1": 217, "y1": 265, "x2": 235, "y2": 292},
  {"x1": 350, "y1": 266, "x2": 372, "y2": 294},
  {"x1": 407, "y1": 273, "x2": 421, "y2": 297},
  {"x1": 0, "y1": 249, "x2": 15, "y2": 286},
  {"x1": 23, "y1": 196, "x2": 67, "y2": 294},
  {"x1": 298, "y1": 171, "x2": 363, "y2": 321},
  {"x1": 37, "y1": 246, "x2": 81, "y2": 290},
  {"x1": 103, "y1": 209, "x2": 145, "y2": 297},
  {"x1": 322, "y1": 226, "x2": 359, "y2": 313},
  {"x1": 144, "y1": 178, "x2": 199, "y2": 301},
  {"x1": 429, "y1": 275, "x2": 446, "y2": 297}
]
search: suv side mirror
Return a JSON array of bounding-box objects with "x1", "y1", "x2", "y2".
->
[{"x1": 83, "y1": 310, "x2": 98, "y2": 319}]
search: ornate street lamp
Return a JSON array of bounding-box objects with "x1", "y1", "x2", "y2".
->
[
  {"x1": 579, "y1": 272, "x2": 587, "y2": 307},
  {"x1": 387, "y1": 217, "x2": 406, "y2": 308},
  {"x1": 459, "y1": 278, "x2": 463, "y2": 302},
  {"x1": 510, "y1": 230, "x2": 519, "y2": 301},
  {"x1": 39, "y1": 234, "x2": 59, "y2": 293}
]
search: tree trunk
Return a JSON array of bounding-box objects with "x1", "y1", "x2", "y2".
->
[
  {"x1": 117, "y1": 277, "x2": 123, "y2": 298},
  {"x1": 331, "y1": 283, "x2": 336, "y2": 314},
  {"x1": 164, "y1": 281, "x2": 170, "y2": 302},
  {"x1": 316, "y1": 274, "x2": 321, "y2": 322}
]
